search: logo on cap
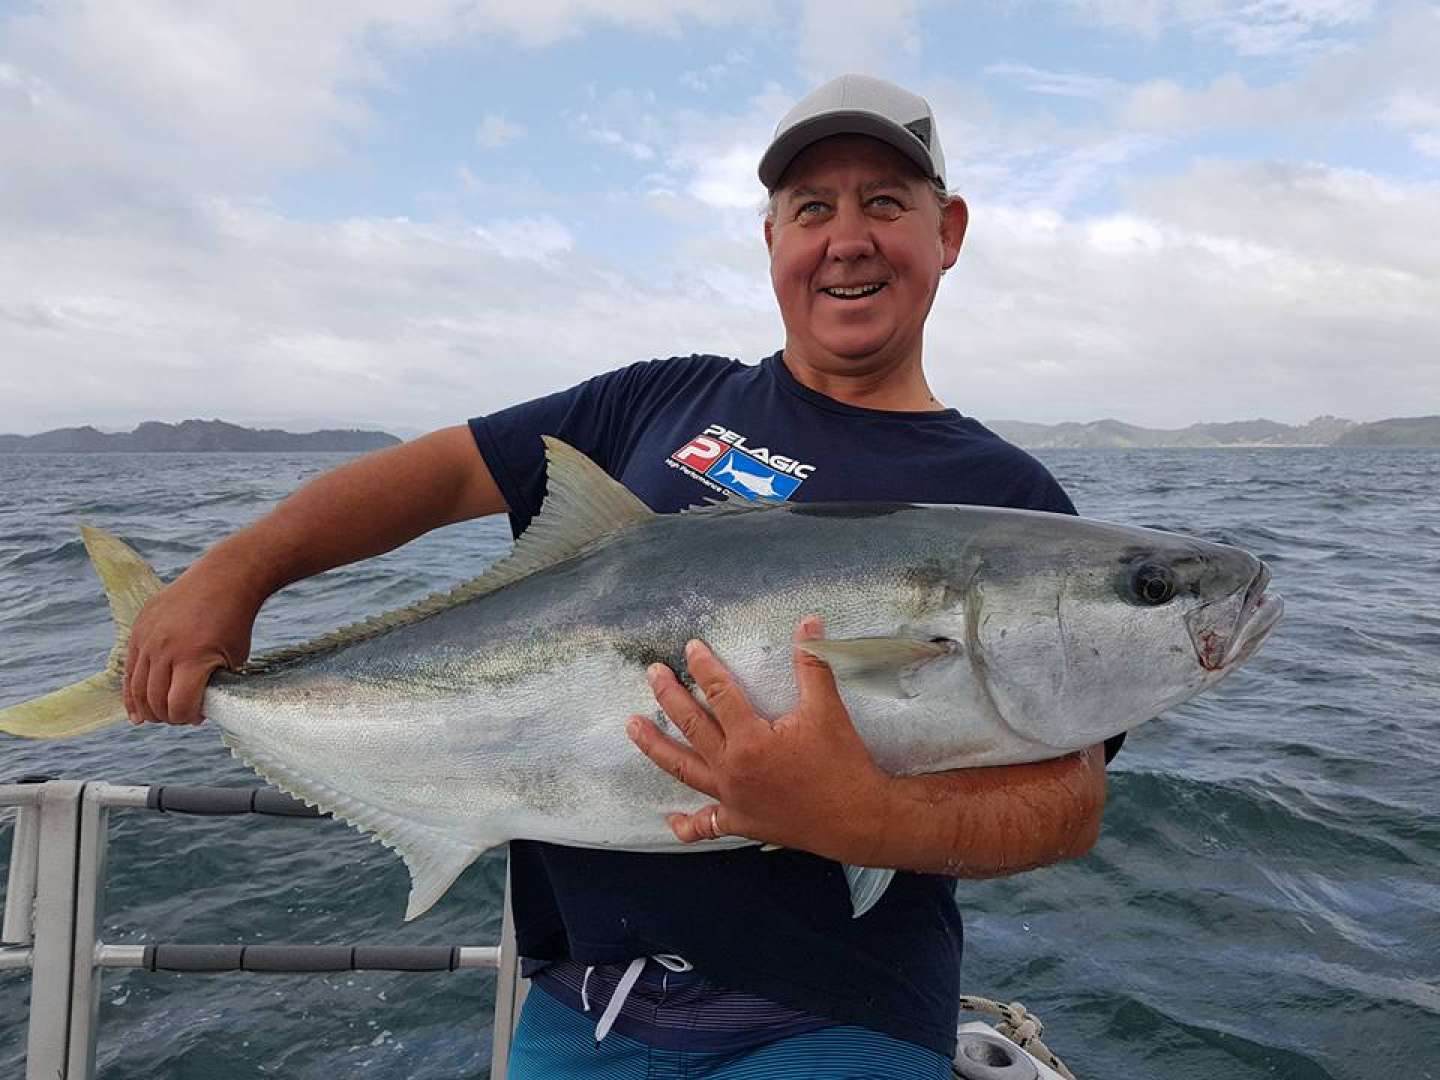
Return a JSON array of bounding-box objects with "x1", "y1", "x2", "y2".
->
[{"x1": 904, "y1": 117, "x2": 931, "y2": 149}]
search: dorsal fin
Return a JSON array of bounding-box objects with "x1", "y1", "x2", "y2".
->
[
  {"x1": 679, "y1": 493, "x2": 786, "y2": 517},
  {"x1": 526, "y1": 435, "x2": 656, "y2": 554},
  {"x1": 247, "y1": 437, "x2": 655, "y2": 672}
]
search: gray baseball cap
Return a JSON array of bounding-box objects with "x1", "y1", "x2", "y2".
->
[{"x1": 758, "y1": 74, "x2": 946, "y2": 191}]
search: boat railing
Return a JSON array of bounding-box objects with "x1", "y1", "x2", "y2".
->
[
  {"x1": 4, "y1": 777, "x2": 1073, "y2": 1080},
  {"x1": 0, "y1": 777, "x2": 528, "y2": 1080}
]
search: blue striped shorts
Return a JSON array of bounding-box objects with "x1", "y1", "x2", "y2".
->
[{"x1": 506, "y1": 981, "x2": 954, "y2": 1079}]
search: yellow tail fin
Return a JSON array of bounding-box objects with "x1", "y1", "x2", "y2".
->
[{"x1": 0, "y1": 526, "x2": 162, "y2": 740}]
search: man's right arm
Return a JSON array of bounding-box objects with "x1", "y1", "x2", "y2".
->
[{"x1": 124, "y1": 425, "x2": 507, "y2": 727}]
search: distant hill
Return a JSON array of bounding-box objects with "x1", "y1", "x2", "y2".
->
[
  {"x1": 5, "y1": 415, "x2": 1434, "y2": 454},
  {"x1": 236, "y1": 416, "x2": 429, "y2": 442},
  {"x1": 0, "y1": 419, "x2": 402, "y2": 454},
  {"x1": 985, "y1": 415, "x2": 1376, "y2": 449},
  {"x1": 1333, "y1": 416, "x2": 1440, "y2": 447}
]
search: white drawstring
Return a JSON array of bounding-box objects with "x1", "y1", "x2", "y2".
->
[
  {"x1": 653, "y1": 952, "x2": 692, "y2": 998},
  {"x1": 583, "y1": 954, "x2": 694, "y2": 1043},
  {"x1": 652, "y1": 953, "x2": 694, "y2": 973},
  {"x1": 592, "y1": 957, "x2": 646, "y2": 1042}
]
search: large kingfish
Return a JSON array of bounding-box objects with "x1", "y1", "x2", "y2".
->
[{"x1": 0, "y1": 438, "x2": 1283, "y2": 918}]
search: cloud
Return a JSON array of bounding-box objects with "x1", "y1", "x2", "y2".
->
[
  {"x1": 792, "y1": 0, "x2": 922, "y2": 81},
  {"x1": 0, "y1": 3, "x2": 796, "y2": 436},
  {"x1": 0, "y1": 196, "x2": 781, "y2": 435},
  {"x1": 472, "y1": 215, "x2": 574, "y2": 259},
  {"x1": 569, "y1": 83, "x2": 787, "y2": 209},
  {"x1": 0, "y1": 1, "x2": 1432, "y2": 438},
  {"x1": 1063, "y1": 0, "x2": 1377, "y2": 56},
  {"x1": 0, "y1": 2, "x2": 777, "y2": 198},
  {"x1": 459, "y1": 0, "x2": 767, "y2": 47},
  {"x1": 1383, "y1": 91, "x2": 1440, "y2": 157},
  {"x1": 928, "y1": 159, "x2": 1439, "y2": 427},
  {"x1": 1114, "y1": 4, "x2": 1440, "y2": 132},
  {"x1": 569, "y1": 87, "x2": 672, "y2": 163},
  {"x1": 583, "y1": 123, "x2": 657, "y2": 161},
  {"x1": 680, "y1": 50, "x2": 753, "y2": 93},
  {"x1": 6, "y1": 151, "x2": 1430, "y2": 437},
  {"x1": 476, "y1": 112, "x2": 526, "y2": 148},
  {"x1": 1127, "y1": 159, "x2": 1440, "y2": 277},
  {"x1": 916, "y1": 79, "x2": 1161, "y2": 209},
  {"x1": 1, "y1": 3, "x2": 443, "y2": 181},
  {"x1": 0, "y1": 61, "x2": 45, "y2": 110},
  {"x1": 983, "y1": 63, "x2": 1124, "y2": 101}
]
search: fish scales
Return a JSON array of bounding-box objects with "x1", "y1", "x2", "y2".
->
[{"x1": 208, "y1": 505, "x2": 988, "y2": 851}]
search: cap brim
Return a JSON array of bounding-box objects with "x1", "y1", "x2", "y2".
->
[{"x1": 758, "y1": 111, "x2": 940, "y2": 190}]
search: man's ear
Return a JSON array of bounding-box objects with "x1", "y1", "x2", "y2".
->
[
  {"x1": 764, "y1": 213, "x2": 774, "y2": 254},
  {"x1": 940, "y1": 196, "x2": 968, "y2": 270}
]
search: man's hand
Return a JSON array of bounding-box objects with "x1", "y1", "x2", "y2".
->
[
  {"x1": 626, "y1": 615, "x2": 892, "y2": 865},
  {"x1": 123, "y1": 559, "x2": 263, "y2": 726},
  {"x1": 627, "y1": 615, "x2": 1108, "y2": 876}
]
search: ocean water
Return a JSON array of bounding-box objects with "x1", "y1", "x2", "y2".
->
[{"x1": 1, "y1": 448, "x2": 1437, "y2": 1079}]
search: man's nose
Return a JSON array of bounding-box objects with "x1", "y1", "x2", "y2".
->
[{"x1": 826, "y1": 203, "x2": 876, "y2": 261}]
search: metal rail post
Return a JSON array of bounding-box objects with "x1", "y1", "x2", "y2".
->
[
  {"x1": 1, "y1": 783, "x2": 45, "y2": 980},
  {"x1": 67, "y1": 783, "x2": 147, "y2": 1080},
  {"x1": 2, "y1": 787, "x2": 42, "y2": 946},
  {"x1": 488, "y1": 863, "x2": 527, "y2": 1079},
  {"x1": 24, "y1": 780, "x2": 85, "y2": 1080}
]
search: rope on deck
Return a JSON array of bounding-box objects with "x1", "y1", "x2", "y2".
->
[{"x1": 958, "y1": 994, "x2": 1077, "y2": 1080}]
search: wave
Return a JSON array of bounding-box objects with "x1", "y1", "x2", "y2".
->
[
  {"x1": 2, "y1": 533, "x2": 202, "y2": 571},
  {"x1": 4, "y1": 536, "x2": 90, "y2": 568},
  {"x1": 1107, "y1": 771, "x2": 1427, "y2": 868}
]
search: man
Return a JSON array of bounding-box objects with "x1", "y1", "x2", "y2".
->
[{"x1": 127, "y1": 75, "x2": 1115, "y2": 1077}]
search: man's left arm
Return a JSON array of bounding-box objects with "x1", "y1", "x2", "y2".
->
[{"x1": 626, "y1": 616, "x2": 1107, "y2": 877}]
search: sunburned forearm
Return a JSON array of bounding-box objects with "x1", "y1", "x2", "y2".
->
[
  {"x1": 123, "y1": 424, "x2": 506, "y2": 726},
  {"x1": 197, "y1": 425, "x2": 504, "y2": 598},
  {"x1": 864, "y1": 747, "x2": 1108, "y2": 877}
]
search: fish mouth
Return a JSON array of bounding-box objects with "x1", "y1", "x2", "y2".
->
[
  {"x1": 1187, "y1": 561, "x2": 1284, "y2": 672},
  {"x1": 1227, "y1": 568, "x2": 1284, "y2": 667}
]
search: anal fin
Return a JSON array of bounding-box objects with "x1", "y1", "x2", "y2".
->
[
  {"x1": 221, "y1": 731, "x2": 493, "y2": 921},
  {"x1": 401, "y1": 842, "x2": 487, "y2": 922}
]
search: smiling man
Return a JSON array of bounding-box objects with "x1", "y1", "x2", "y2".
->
[
  {"x1": 123, "y1": 75, "x2": 1116, "y2": 1079},
  {"x1": 495, "y1": 75, "x2": 1117, "y2": 1079},
  {"x1": 763, "y1": 129, "x2": 966, "y2": 406}
]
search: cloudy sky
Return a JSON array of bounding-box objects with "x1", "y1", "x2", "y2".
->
[{"x1": 1, "y1": 0, "x2": 1436, "y2": 435}]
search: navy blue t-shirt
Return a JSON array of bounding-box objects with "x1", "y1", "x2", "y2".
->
[{"x1": 467, "y1": 351, "x2": 1081, "y2": 1057}]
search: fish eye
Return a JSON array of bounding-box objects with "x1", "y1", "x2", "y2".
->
[{"x1": 1132, "y1": 564, "x2": 1177, "y2": 606}]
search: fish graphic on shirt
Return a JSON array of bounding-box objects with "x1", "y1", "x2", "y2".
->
[{"x1": 715, "y1": 456, "x2": 781, "y2": 499}]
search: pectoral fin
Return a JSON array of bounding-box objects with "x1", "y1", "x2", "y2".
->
[
  {"x1": 843, "y1": 864, "x2": 896, "y2": 918},
  {"x1": 800, "y1": 636, "x2": 960, "y2": 699}
]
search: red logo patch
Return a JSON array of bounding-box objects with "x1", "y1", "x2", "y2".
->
[{"x1": 671, "y1": 435, "x2": 726, "y2": 473}]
